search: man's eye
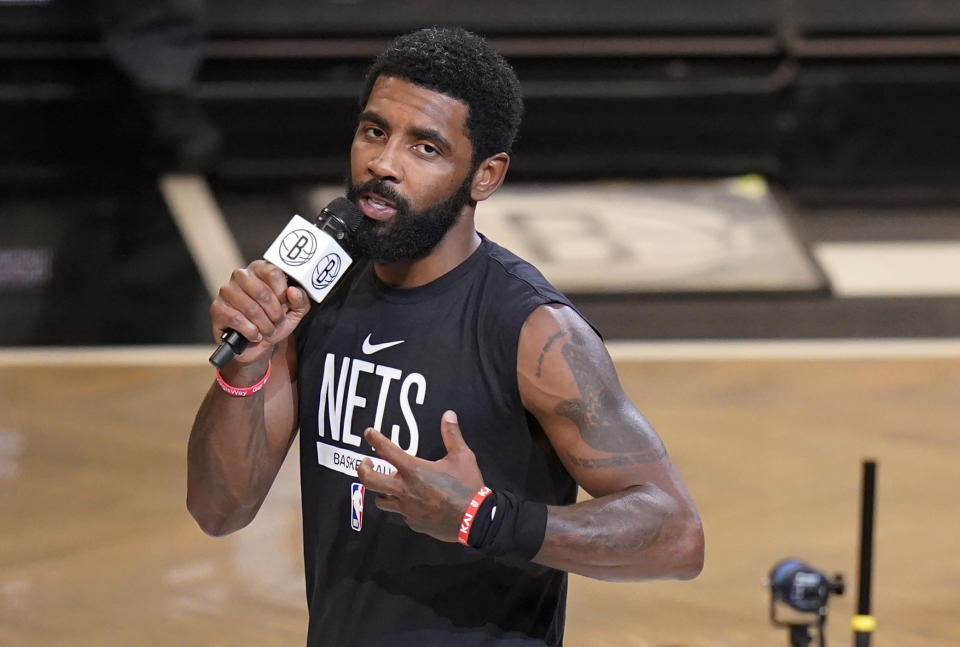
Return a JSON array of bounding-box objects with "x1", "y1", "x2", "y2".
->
[
  {"x1": 416, "y1": 143, "x2": 438, "y2": 156},
  {"x1": 365, "y1": 127, "x2": 384, "y2": 138}
]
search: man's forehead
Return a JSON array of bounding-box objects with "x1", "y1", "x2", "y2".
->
[{"x1": 365, "y1": 75, "x2": 471, "y2": 137}]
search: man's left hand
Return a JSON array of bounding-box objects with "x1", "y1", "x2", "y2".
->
[{"x1": 358, "y1": 410, "x2": 485, "y2": 542}]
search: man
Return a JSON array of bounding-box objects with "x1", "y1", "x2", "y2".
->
[{"x1": 187, "y1": 27, "x2": 703, "y2": 646}]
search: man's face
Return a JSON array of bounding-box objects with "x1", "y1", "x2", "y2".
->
[{"x1": 348, "y1": 76, "x2": 477, "y2": 263}]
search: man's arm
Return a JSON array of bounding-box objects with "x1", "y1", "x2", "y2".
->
[
  {"x1": 186, "y1": 261, "x2": 305, "y2": 536},
  {"x1": 357, "y1": 303, "x2": 703, "y2": 582},
  {"x1": 517, "y1": 304, "x2": 703, "y2": 581}
]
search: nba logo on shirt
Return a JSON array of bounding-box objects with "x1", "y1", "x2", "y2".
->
[{"x1": 350, "y1": 482, "x2": 365, "y2": 531}]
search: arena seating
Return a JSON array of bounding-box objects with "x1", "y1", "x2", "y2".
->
[{"x1": 2, "y1": 0, "x2": 960, "y2": 201}]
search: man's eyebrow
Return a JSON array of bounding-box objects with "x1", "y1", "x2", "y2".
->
[
  {"x1": 357, "y1": 110, "x2": 389, "y2": 130},
  {"x1": 409, "y1": 127, "x2": 452, "y2": 154},
  {"x1": 357, "y1": 110, "x2": 453, "y2": 153}
]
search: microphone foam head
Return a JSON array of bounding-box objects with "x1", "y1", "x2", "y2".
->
[{"x1": 323, "y1": 197, "x2": 364, "y2": 235}]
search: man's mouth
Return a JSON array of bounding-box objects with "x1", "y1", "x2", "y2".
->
[{"x1": 358, "y1": 192, "x2": 398, "y2": 221}]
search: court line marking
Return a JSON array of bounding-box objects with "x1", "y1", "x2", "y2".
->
[
  {"x1": 607, "y1": 338, "x2": 960, "y2": 360},
  {"x1": 0, "y1": 346, "x2": 214, "y2": 366},
  {"x1": 814, "y1": 241, "x2": 960, "y2": 297},
  {"x1": 3, "y1": 339, "x2": 960, "y2": 366},
  {"x1": 158, "y1": 173, "x2": 245, "y2": 299}
]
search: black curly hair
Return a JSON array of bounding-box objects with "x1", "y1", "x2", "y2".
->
[{"x1": 360, "y1": 26, "x2": 523, "y2": 168}]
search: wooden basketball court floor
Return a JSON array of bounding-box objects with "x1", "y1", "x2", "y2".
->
[{"x1": 1, "y1": 342, "x2": 958, "y2": 646}]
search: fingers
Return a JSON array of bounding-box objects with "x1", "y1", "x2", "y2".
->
[
  {"x1": 285, "y1": 285, "x2": 311, "y2": 318},
  {"x1": 210, "y1": 261, "x2": 289, "y2": 344},
  {"x1": 372, "y1": 493, "x2": 401, "y2": 514},
  {"x1": 357, "y1": 458, "x2": 401, "y2": 496},
  {"x1": 210, "y1": 298, "x2": 262, "y2": 345},
  {"x1": 439, "y1": 410, "x2": 469, "y2": 455},
  {"x1": 363, "y1": 428, "x2": 413, "y2": 470},
  {"x1": 215, "y1": 281, "x2": 279, "y2": 339},
  {"x1": 250, "y1": 260, "x2": 289, "y2": 298}
]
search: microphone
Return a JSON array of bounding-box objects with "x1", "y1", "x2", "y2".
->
[{"x1": 209, "y1": 197, "x2": 364, "y2": 369}]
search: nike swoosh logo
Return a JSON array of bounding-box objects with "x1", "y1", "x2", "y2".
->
[{"x1": 361, "y1": 334, "x2": 405, "y2": 355}]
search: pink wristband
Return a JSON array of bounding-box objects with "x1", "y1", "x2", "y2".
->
[
  {"x1": 458, "y1": 486, "x2": 493, "y2": 546},
  {"x1": 216, "y1": 360, "x2": 271, "y2": 397}
]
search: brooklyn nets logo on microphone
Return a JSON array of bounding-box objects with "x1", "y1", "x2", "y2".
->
[
  {"x1": 313, "y1": 253, "x2": 342, "y2": 289},
  {"x1": 279, "y1": 229, "x2": 318, "y2": 266}
]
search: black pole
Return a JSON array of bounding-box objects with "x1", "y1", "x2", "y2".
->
[{"x1": 853, "y1": 460, "x2": 877, "y2": 647}]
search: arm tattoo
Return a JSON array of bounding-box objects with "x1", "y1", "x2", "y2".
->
[
  {"x1": 553, "y1": 331, "x2": 666, "y2": 459},
  {"x1": 545, "y1": 488, "x2": 667, "y2": 555},
  {"x1": 548, "y1": 514, "x2": 664, "y2": 556},
  {"x1": 566, "y1": 451, "x2": 664, "y2": 469},
  {"x1": 536, "y1": 330, "x2": 568, "y2": 378},
  {"x1": 404, "y1": 468, "x2": 475, "y2": 536}
]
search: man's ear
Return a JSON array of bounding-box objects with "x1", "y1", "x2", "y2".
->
[{"x1": 470, "y1": 153, "x2": 510, "y2": 202}]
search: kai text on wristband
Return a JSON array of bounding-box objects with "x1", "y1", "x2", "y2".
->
[
  {"x1": 458, "y1": 486, "x2": 494, "y2": 545},
  {"x1": 216, "y1": 360, "x2": 271, "y2": 397}
]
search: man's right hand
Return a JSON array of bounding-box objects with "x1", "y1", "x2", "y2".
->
[{"x1": 210, "y1": 260, "x2": 311, "y2": 365}]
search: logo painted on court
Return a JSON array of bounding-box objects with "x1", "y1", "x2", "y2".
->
[
  {"x1": 350, "y1": 482, "x2": 365, "y2": 532},
  {"x1": 312, "y1": 253, "x2": 342, "y2": 289},
  {"x1": 279, "y1": 229, "x2": 317, "y2": 266}
]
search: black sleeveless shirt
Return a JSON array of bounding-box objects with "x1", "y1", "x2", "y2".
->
[{"x1": 295, "y1": 236, "x2": 581, "y2": 646}]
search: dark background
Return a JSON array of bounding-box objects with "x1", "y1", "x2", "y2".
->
[{"x1": 3, "y1": 0, "x2": 960, "y2": 344}]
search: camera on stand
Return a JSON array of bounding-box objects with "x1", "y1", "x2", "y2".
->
[
  {"x1": 766, "y1": 559, "x2": 845, "y2": 647},
  {"x1": 765, "y1": 460, "x2": 878, "y2": 647}
]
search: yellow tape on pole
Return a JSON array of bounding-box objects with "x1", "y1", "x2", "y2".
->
[{"x1": 852, "y1": 614, "x2": 877, "y2": 632}]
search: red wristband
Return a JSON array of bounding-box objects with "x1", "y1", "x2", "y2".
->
[
  {"x1": 458, "y1": 486, "x2": 494, "y2": 546},
  {"x1": 216, "y1": 360, "x2": 271, "y2": 397}
]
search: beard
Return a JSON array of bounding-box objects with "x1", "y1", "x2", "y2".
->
[{"x1": 345, "y1": 175, "x2": 474, "y2": 264}]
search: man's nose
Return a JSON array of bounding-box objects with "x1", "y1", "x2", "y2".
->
[{"x1": 367, "y1": 141, "x2": 402, "y2": 183}]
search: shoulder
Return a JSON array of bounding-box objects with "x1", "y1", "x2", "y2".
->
[
  {"x1": 473, "y1": 239, "x2": 578, "y2": 329},
  {"x1": 517, "y1": 303, "x2": 602, "y2": 369},
  {"x1": 472, "y1": 238, "x2": 601, "y2": 346},
  {"x1": 478, "y1": 238, "x2": 566, "y2": 303}
]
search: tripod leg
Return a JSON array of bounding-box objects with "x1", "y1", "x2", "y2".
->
[{"x1": 789, "y1": 624, "x2": 812, "y2": 647}]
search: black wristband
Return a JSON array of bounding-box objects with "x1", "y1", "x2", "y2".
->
[{"x1": 467, "y1": 489, "x2": 548, "y2": 560}]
